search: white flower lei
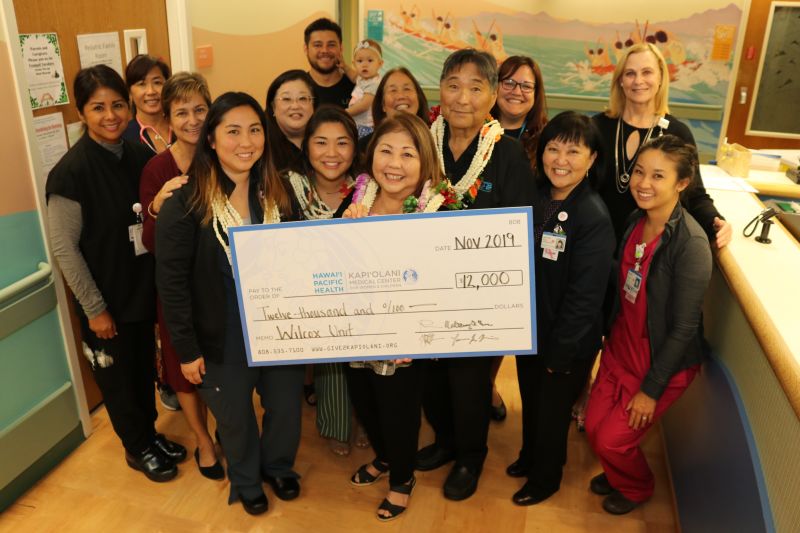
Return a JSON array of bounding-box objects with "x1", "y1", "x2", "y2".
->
[
  {"x1": 356, "y1": 178, "x2": 380, "y2": 212},
  {"x1": 430, "y1": 115, "x2": 504, "y2": 206},
  {"x1": 287, "y1": 171, "x2": 341, "y2": 220},
  {"x1": 212, "y1": 193, "x2": 280, "y2": 265}
]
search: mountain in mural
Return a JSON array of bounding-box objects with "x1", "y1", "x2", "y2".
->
[{"x1": 470, "y1": 3, "x2": 741, "y2": 39}]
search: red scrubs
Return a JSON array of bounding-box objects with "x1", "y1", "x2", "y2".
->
[{"x1": 585, "y1": 218, "x2": 698, "y2": 502}]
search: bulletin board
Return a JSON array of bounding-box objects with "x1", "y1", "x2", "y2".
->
[{"x1": 747, "y1": 3, "x2": 800, "y2": 138}]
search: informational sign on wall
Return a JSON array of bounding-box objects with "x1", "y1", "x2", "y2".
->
[
  {"x1": 19, "y1": 33, "x2": 68, "y2": 110},
  {"x1": 76, "y1": 32, "x2": 123, "y2": 76},
  {"x1": 32, "y1": 112, "x2": 68, "y2": 177}
]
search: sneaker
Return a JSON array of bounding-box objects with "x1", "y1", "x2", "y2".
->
[{"x1": 158, "y1": 385, "x2": 181, "y2": 411}]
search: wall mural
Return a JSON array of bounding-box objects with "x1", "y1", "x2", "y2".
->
[{"x1": 363, "y1": 1, "x2": 744, "y2": 154}]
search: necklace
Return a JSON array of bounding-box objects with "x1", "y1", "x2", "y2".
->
[
  {"x1": 287, "y1": 171, "x2": 353, "y2": 220},
  {"x1": 431, "y1": 115, "x2": 503, "y2": 207},
  {"x1": 211, "y1": 193, "x2": 280, "y2": 265},
  {"x1": 614, "y1": 116, "x2": 658, "y2": 194}
]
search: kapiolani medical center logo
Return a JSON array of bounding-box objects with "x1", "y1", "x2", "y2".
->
[{"x1": 311, "y1": 268, "x2": 417, "y2": 294}]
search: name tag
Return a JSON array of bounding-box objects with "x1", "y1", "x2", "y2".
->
[
  {"x1": 128, "y1": 223, "x2": 148, "y2": 256},
  {"x1": 623, "y1": 269, "x2": 643, "y2": 303},
  {"x1": 541, "y1": 232, "x2": 566, "y2": 252},
  {"x1": 542, "y1": 247, "x2": 559, "y2": 261}
]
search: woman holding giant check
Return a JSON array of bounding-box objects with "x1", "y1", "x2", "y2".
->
[
  {"x1": 415, "y1": 48, "x2": 536, "y2": 501},
  {"x1": 156, "y1": 92, "x2": 303, "y2": 515}
]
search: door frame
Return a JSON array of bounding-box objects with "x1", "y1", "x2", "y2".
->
[{"x1": 0, "y1": 0, "x2": 91, "y2": 435}]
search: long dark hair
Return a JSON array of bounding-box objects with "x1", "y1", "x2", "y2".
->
[
  {"x1": 491, "y1": 55, "x2": 548, "y2": 164},
  {"x1": 265, "y1": 70, "x2": 318, "y2": 174},
  {"x1": 371, "y1": 67, "x2": 430, "y2": 127},
  {"x1": 188, "y1": 92, "x2": 291, "y2": 223},
  {"x1": 535, "y1": 111, "x2": 603, "y2": 189},
  {"x1": 294, "y1": 105, "x2": 360, "y2": 177}
]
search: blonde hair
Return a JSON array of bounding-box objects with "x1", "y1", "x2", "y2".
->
[{"x1": 606, "y1": 43, "x2": 670, "y2": 118}]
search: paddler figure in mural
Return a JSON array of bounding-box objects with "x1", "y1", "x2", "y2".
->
[
  {"x1": 472, "y1": 19, "x2": 508, "y2": 64},
  {"x1": 585, "y1": 39, "x2": 614, "y2": 75}
]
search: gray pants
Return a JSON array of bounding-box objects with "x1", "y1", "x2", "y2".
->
[{"x1": 198, "y1": 361, "x2": 304, "y2": 502}]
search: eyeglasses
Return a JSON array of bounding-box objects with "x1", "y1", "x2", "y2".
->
[
  {"x1": 500, "y1": 79, "x2": 535, "y2": 93},
  {"x1": 276, "y1": 95, "x2": 314, "y2": 106}
]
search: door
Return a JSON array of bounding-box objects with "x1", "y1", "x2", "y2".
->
[
  {"x1": 725, "y1": 0, "x2": 800, "y2": 148},
  {"x1": 12, "y1": 0, "x2": 172, "y2": 410}
]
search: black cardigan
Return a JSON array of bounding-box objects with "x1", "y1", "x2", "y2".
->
[
  {"x1": 155, "y1": 179, "x2": 298, "y2": 364},
  {"x1": 533, "y1": 180, "x2": 615, "y2": 371},
  {"x1": 610, "y1": 203, "x2": 712, "y2": 399},
  {"x1": 592, "y1": 113, "x2": 721, "y2": 243}
]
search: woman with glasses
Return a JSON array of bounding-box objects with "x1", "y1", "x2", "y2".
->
[
  {"x1": 265, "y1": 70, "x2": 319, "y2": 174},
  {"x1": 488, "y1": 55, "x2": 548, "y2": 423},
  {"x1": 491, "y1": 55, "x2": 548, "y2": 165}
]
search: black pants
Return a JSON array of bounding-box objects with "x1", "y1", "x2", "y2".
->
[
  {"x1": 197, "y1": 361, "x2": 304, "y2": 502},
  {"x1": 346, "y1": 364, "x2": 423, "y2": 485},
  {"x1": 81, "y1": 319, "x2": 157, "y2": 455},
  {"x1": 515, "y1": 355, "x2": 594, "y2": 494},
  {"x1": 422, "y1": 357, "x2": 492, "y2": 471}
]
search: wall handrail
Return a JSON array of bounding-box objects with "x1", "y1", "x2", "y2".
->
[{"x1": 0, "y1": 262, "x2": 51, "y2": 308}]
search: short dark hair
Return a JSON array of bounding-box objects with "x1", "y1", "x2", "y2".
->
[
  {"x1": 304, "y1": 18, "x2": 342, "y2": 45},
  {"x1": 298, "y1": 105, "x2": 360, "y2": 177},
  {"x1": 372, "y1": 67, "x2": 430, "y2": 126},
  {"x1": 535, "y1": 111, "x2": 604, "y2": 189},
  {"x1": 365, "y1": 112, "x2": 444, "y2": 197},
  {"x1": 440, "y1": 48, "x2": 498, "y2": 91},
  {"x1": 74, "y1": 64, "x2": 129, "y2": 112},
  {"x1": 124, "y1": 54, "x2": 171, "y2": 88},
  {"x1": 639, "y1": 134, "x2": 698, "y2": 197}
]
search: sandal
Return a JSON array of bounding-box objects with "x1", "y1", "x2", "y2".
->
[
  {"x1": 351, "y1": 459, "x2": 389, "y2": 486},
  {"x1": 377, "y1": 476, "x2": 416, "y2": 522},
  {"x1": 303, "y1": 383, "x2": 317, "y2": 406}
]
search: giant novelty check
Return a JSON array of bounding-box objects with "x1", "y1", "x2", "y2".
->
[{"x1": 229, "y1": 207, "x2": 537, "y2": 366}]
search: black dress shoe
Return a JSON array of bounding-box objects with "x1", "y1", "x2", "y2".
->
[
  {"x1": 241, "y1": 492, "x2": 269, "y2": 515},
  {"x1": 512, "y1": 482, "x2": 555, "y2": 506},
  {"x1": 491, "y1": 397, "x2": 507, "y2": 422},
  {"x1": 194, "y1": 448, "x2": 225, "y2": 480},
  {"x1": 590, "y1": 472, "x2": 613, "y2": 495},
  {"x1": 415, "y1": 443, "x2": 455, "y2": 471},
  {"x1": 505, "y1": 459, "x2": 527, "y2": 478},
  {"x1": 125, "y1": 446, "x2": 178, "y2": 482},
  {"x1": 153, "y1": 433, "x2": 187, "y2": 463},
  {"x1": 263, "y1": 475, "x2": 300, "y2": 501},
  {"x1": 602, "y1": 491, "x2": 641, "y2": 515},
  {"x1": 443, "y1": 464, "x2": 479, "y2": 501}
]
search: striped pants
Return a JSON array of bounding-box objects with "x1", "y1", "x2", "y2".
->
[{"x1": 314, "y1": 363, "x2": 352, "y2": 441}]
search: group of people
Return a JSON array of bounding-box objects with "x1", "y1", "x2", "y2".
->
[{"x1": 46, "y1": 16, "x2": 731, "y2": 523}]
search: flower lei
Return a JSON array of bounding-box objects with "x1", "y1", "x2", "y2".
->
[
  {"x1": 287, "y1": 171, "x2": 354, "y2": 221},
  {"x1": 429, "y1": 114, "x2": 503, "y2": 211},
  {"x1": 212, "y1": 193, "x2": 280, "y2": 265}
]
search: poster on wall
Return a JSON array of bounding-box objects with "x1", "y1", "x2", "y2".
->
[
  {"x1": 77, "y1": 32, "x2": 124, "y2": 76},
  {"x1": 362, "y1": 0, "x2": 743, "y2": 154},
  {"x1": 32, "y1": 113, "x2": 68, "y2": 176},
  {"x1": 19, "y1": 33, "x2": 68, "y2": 110}
]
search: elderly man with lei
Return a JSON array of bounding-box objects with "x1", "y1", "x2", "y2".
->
[{"x1": 412, "y1": 48, "x2": 536, "y2": 502}]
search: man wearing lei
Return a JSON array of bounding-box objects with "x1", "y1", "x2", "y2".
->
[{"x1": 410, "y1": 49, "x2": 536, "y2": 502}]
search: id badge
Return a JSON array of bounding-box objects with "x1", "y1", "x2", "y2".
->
[
  {"x1": 542, "y1": 247, "x2": 559, "y2": 261},
  {"x1": 541, "y1": 232, "x2": 566, "y2": 252},
  {"x1": 128, "y1": 223, "x2": 148, "y2": 256},
  {"x1": 623, "y1": 269, "x2": 643, "y2": 303}
]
